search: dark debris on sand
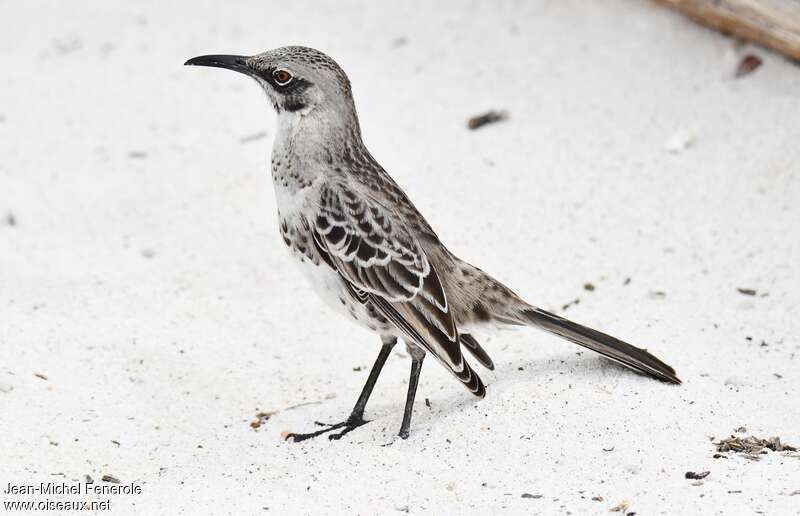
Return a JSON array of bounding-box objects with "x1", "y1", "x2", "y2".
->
[
  {"x1": 467, "y1": 110, "x2": 508, "y2": 130},
  {"x1": 250, "y1": 411, "x2": 274, "y2": 430},
  {"x1": 714, "y1": 434, "x2": 797, "y2": 461},
  {"x1": 735, "y1": 55, "x2": 762, "y2": 78}
]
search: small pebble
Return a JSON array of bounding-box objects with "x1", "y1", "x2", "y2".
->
[
  {"x1": 664, "y1": 128, "x2": 694, "y2": 154},
  {"x1": 724, "y1": 376, "x2": 747, "y2": 387}
]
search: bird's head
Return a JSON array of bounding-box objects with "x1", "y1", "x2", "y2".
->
[{"x1": 185, "y1": 46, "x2": 359, "y2": 134}]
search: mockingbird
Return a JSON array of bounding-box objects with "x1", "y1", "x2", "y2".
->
[{"x1": 185, "y1": 46, "x2": 680, "y2": 442}]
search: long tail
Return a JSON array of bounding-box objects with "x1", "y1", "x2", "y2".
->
[
  {"x1": 520, "y1": 307, "x2": 681, "y2": 384},
  {"x1": 460, "y1": 334, "x2": 495, "y2": 370}
]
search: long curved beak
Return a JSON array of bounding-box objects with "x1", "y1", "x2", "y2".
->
[{"x1": 184, "y1": 54, "x2": 254, "y2": 77}]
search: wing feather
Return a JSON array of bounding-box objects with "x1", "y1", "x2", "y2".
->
[{"x1": 312, "y1": 183, "x2": 484, "y2": 396}]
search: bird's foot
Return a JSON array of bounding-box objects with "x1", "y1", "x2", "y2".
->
[
  {"x1": 380, "y1": 430, "x2": 411, "y2": 447},
  {"x1": 328, "y1": 416, "x2": 369, "y2": 441},
  {"x1": 285, "y1": 416, "x2": 369, "y2": 443}
]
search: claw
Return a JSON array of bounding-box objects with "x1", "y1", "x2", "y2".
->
[{"x1": 313, "y1": 420, "x2": 340, "y2": 428}]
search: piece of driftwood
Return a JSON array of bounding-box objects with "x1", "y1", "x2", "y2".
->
[{"x1": 657, "y1": 0, "x2": 800, "y2": 60}]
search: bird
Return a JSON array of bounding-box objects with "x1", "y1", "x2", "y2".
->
[{"x1": 185, "y1": 46, "x2": 680, "y2": 442}]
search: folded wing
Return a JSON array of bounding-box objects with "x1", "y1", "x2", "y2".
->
[{"x1": 310, "y1": 183, "x2": 485, "y2": 397}]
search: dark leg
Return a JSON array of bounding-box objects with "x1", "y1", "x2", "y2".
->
[
  {"x1": 347, "y1": 338, "x2": 396, "y2": 423},
  {"x1": 398, "y1": 347, "x2": 425, "y2": 440},
  {"x1": 286, "y1": 337, "x2": 396, "y2": 442}
]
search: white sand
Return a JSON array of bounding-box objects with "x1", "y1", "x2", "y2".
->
[{"x1": 2, "y1": 1, "x2": 799, "y2": 514}]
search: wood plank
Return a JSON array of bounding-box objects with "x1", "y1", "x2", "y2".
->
[{"x1": 657, "y1": 0, "x2": 800, "y2": 60}]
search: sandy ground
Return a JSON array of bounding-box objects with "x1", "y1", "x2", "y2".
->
[{"x1": 2, "y1": 0, "x2": 799, "y2": 514}]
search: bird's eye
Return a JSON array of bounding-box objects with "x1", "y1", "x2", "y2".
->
[{"x1": 273, "y1": 69, "x2": 293, "y2": 85}]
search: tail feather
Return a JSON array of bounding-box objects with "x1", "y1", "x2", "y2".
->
[
  {"x1": 460, "y1": 334, "x2": 495, "y2": 370},
  {"x1": 521, "y1": 308, "x2": 681, "y2": 384},
  {"x1": 457, "y1": 361, "x2": 486, "y2": 398}
]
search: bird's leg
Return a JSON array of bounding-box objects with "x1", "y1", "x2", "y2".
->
[
  {"x1": 397, "y1": 345, "x2": 425, "y2": 440},
  {"x1": 286, "y1": 337, "x2": 396, "y2": 442},
  {"x1": 342, "y1": 337, "x2": 397, "y2": 424}
]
